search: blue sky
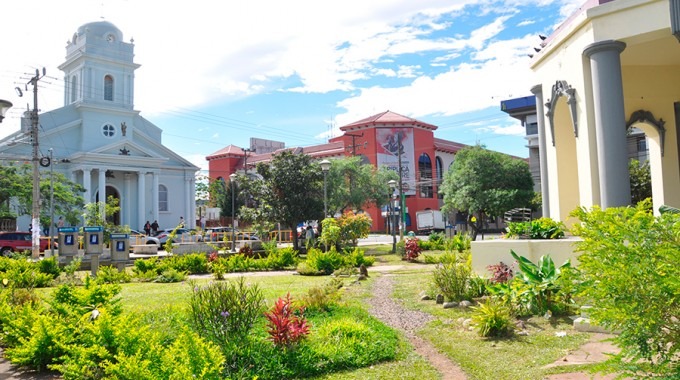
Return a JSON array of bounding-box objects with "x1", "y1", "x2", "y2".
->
[{"x1": 0, "y1": 0, "x2": 584, "y2": 171}]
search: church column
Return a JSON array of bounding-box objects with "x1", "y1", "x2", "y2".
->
[
  {"x1": 152, "y1": 172, "x2": 159, "y2": 223},
  {"x1": 583, "y1": 40, "x2": 630, "y2": 208},
  {"x1": 137, "y1": 171, "x2": 146, "y2": 230},
  {"x1": 531, "y1": 84, "x2": 550, "y2": 218},
  {"x1": 190, "y1": 177, "x2": 196, "y2": 229},
  {"x1": 124, "y1": 173, "x2": 131, "y2": 227},
  {"x1": 98, "y1": 168, "x2": 106, "y2": 222},
  {"x1": 185, "y1": 175, "x2": 191, "y2": 228},
  {"x1": 83, "y1": 168, "x2": 92, "y2": 204}
]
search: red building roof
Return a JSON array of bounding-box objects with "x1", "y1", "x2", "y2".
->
[
  {"x1": 340, "y1": 110, "x2": 438, "y2": 131},
  {"x1": 206, "y1": 145, "x2": 245, "y2": 160}
]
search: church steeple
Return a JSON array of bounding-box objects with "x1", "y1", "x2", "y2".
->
[{"x1": 58, "y1": 21, "x2": 140, "y2": 110}]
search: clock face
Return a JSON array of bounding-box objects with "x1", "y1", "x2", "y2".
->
[
  {"x1": 106, "y1": 34, "x2": 115, "y2": 42},
  {"x1": 39, "y1": 156, "x2": 51, "y2": 167}
]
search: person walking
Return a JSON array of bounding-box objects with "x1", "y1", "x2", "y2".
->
[
  {"x1": 151, "y1": 220, "x2": 159, "y2": 236},
  {"x1": 144, "y1": 221, "x2": 151, "y2": 236},
  {"x1": 179, "y1": 216, "x2": 185, "y2": 228}
]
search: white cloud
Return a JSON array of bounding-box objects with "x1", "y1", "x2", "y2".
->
[{"x1": 475, "y1": 123, "x2": 526, "y2": 136}]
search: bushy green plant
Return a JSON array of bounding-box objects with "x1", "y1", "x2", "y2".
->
[
  {"x1": 505, "y1": 218, "x2": 565, "y2": 239},
  {"x1": 471, "y1": 298, "x2": 513, "y2": 337},
  {"x1": 428, "y1": 232, "x2": 446, "y2": 250},
  {"x1": 188, "y1": 277, "x2": 265, "y2": 351},
  {"x1": 319, "y1": 218, "x2": 341, "y2": 249},
  {"x1": 162, "y1": 253, "x2": 209, "y2": 274},
  {"x1": 342, "y1": 247, "x2": 375, "y2": 267},
  {"x1": 155, "y1": 268, "x2": 187, "y2": 283},
  {"x1": 446, "y1": 232, "x2": 471, "y2": 253},
  {"x1": 422, "y1": 252, "x2": 458, "y2": 264},
  {"x1": 338, "y1": 211, "x2": 372, "y2": 247},
  {"x1": 94, "y1": 265, "x2": 131, "y2": 284},
  {"x1": 298, "y1": 247, "x2": 344, "y2": 275},
  {"x1": 509, "y1": 250, "x2": 571, "y2": 315},
  {"x1": 571, "y1": 201, "x2": 680, "y2": 376},
  {"x1": 264, "y1": 246, "x2": 298, "y2": 270},
  {"x1": 1, "y1": 258, "x2": 55, "y2": 289},
  {"x1": 417, "y1": 239, "x2": 433, "y2": 251},
  {"x1": 37, "y1": 257, "x2": 61, "y2": 279},
  {"x1": 431, "y1": 260, "x2": 472, "y2": 302},
  {"x1": 299, "y1": 278, "x2": 344, "y2": 313}
]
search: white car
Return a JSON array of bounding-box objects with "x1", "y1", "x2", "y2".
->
[
  {"x1": 155, "y1": 228, "x2": 203, "y2": 244},
  {"x1": 129, "y1": 229, "x2": 161, "y2": 247}
]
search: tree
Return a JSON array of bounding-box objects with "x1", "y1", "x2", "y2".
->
[
  {"x1": 325, "y1": 156, "x2": 398, "y2": 215},
  {"x1": 83, "y1": 196, "x2": 126, "y2": 243},
  {"x1": 440, "y1": 145, "x2": 534, "y2": 240},
  {"x1": 251, "y1": 151, "x2": 324, "y2": 250},
  {"x1": 629, "y1": 159, "x2": 651, "y2": 205},
  {"x1": 0, "y1": 163, "x2": 85, "y2": 226},
  {"x1": 208, "y1": 176, "x2": 243, "y2": 219}
]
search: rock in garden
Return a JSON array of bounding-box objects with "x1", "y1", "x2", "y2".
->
[
  {"x1": 420, "y1": 292, "x2": 432, "y2": 301},
  {"x1": 443, "y1": 302, "x2": 458, "y2": 309},
  {"x1": 436, "y1": 294, "x2": 444, "y2": 304},
  {"x1": 459, "y1": 300, "x2": 472, "y2": 308},
  {"x1": 462, "y1": 318, "x2": 472, "y2": 329},
  {"x1": 517, "y1": 330, "x2": 529, "y2": 336},
  {"x1": 358, "y1": 274, "x2": 368, "y2": 281},
  {"x1": 359, "y1": 264, "x2": 369, "y2": 278}
]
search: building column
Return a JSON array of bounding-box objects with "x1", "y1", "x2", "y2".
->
[
  {"x1": 124, "y1": 173, "x2": 131, "y2": 227},
  {"x1": 531, "y1": 84, "x2": 550, "y2": 218},
  {"x1": 137, "y1": 171, "x2": 146, "y2": 230},
  {"x1": 190, "y1": 177, "x2": 196, "y2": 229},
  {"x1": 98, "y1": 168, "x2": 106, "y2": 221},
  {"x1": 82, "y1": 168, "x2": 91, "y2": 204},
  {"x1": 152, "y1": 172, "x2": 159, "y2": 223},
  {"x1": 184, "y1": 175, "x2": 191, "y2": 228},
  {"x1": 583, "y1": 40, "x2": 630, "y2": 208}
]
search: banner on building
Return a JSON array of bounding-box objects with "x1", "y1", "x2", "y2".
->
[{"x1": 376, "y1": 128, "x2": 415, "y2": 195}]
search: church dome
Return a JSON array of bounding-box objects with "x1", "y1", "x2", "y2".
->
[{"x1": 76, "y1": 20, "x2": 123, "y2": 42}]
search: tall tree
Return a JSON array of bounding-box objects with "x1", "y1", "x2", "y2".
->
[
  {"x1": 208, "y1": 176, "x2": 243, "y2": 219},
  {"x1": 252, "y1": 151, "x2": 324, "y2": 250},
  {"x1": 440, "y1": 145, "x2": 534, "y2": 240},
  {"x1": 0, "y1": 163, "x2": 85, "y2": 226},
  {"x1": 325, "y1": 156, "x2": 398, "y2": 215},
  {"x1": 629, "y1": 159, "x2": 651, "y2": 205}
]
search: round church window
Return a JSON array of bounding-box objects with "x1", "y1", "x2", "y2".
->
[{"x1": 102, "y1": 124, "x2": 116, "y2": 138}]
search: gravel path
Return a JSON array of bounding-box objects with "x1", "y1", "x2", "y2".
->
[{"x1": 367, "y1": 274, "x2": 468, "y2": 380}]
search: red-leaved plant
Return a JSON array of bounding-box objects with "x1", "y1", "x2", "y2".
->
[
  {"x1": 487, "y1": 261, "x2": 513, "y2": 283},
  {"x1": 403, "y1": 237, "x2": 422, "y2": 261},
  {"x1": 264, "y1": 293, "x2": 310, "y2": 348}
]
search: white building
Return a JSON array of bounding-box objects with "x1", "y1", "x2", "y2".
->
[{"x1": 0, "y1": 20, "x2": 198, "y2": 231}]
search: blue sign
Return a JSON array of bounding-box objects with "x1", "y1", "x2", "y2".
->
[
  {"x1": 83, "y1": 226, "x2": 103, "y2": 232},
  {"x1": 58, "y1": 227, "x2": 77, "y2": 233},
  {"x1": 65, "y1": 235, "x2": 74, "y2": 245},
  {"x1": 89, "y1": 234, "x2": 99, "y2": 245},
  {"x1": 110, "y1": 233, "x2": 130, "y2": 239},
  {"x1": 116, "y1": 241, "x2": 125, "y2": 252}
]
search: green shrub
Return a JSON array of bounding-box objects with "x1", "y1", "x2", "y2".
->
[
  {"x1": 431, "y1": 261, "x2": 472, "y2": 302},
  {"x1": 417, "y1": 239, "x2": 433, "y2": 251},
  {"x1": 298, "y1": 247, "x2": 344, "y2": 275},
  {"x1": 299, "y1": 279, "x2": 344, "y2": 313},
  {"x1": 509, "y1": 250, "x2": 571, "y2": 315},
  {"x1": 446, "y1": 232, "x2": 471, "y2": 253},
  {"x1": 155, "y1": 268, "x2": 187, "y2": 283},
  {"x1": 188, "y1": 277, "x2": 265, "y2": 351},
  {"x1": 471, "y1": 298, "x2": 513, "y2": 337},
  {"x1": 505, "y1": 218, "x2": 565, "y2": 239},
  {"x1": 37, "y1": 257, "x2": 61, "y2": 279},
  {"x1": 94, "y1": 265, "x2": 131, "y2": 284},
  {"x1": 422, "y1": 252, "x2": 458, "y2": 264},
  {"x1": 571, "y1": 201, "x2": 680, "y2": 377},
  {"x1": 342, "y1": 247, "x2": 375, "y2": 267},
  {"x1": 162, "y1": 253, "x2": 209, "y2": 274},
  {"x1": 428, "y1": 232, "x2": 446, "y2": 250},
  {"x1": 265, "y1": 246, "x2": 298, "y2": 270}
]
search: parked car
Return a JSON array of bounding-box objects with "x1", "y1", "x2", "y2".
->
[
  {"x1": 129, "y1": 229, "x2": 161, "y2": 247},
  {"x1": 0, "y1": 231, "x2": 51, "y2": 255},
  {"x1": 155, "y1": 228, "x2": 203, "y2": 244}
]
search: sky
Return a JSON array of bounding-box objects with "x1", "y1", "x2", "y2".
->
[{"x1": 0, "y1": 0, "x2": 584, "y2": 172}]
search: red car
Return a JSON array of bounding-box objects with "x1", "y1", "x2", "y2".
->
[{"x1": 0, "y1": 231, "x2": 52, "y2": 255}]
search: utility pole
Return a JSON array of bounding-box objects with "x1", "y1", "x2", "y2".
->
[
  {"x1": 345, "y1": 132, "x2": 364, "y2": 156},
  {"x1": 27, "y1": 68, "x2": 46, "y2": 259}
]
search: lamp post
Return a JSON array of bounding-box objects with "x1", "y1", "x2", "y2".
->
[
  {"x1": 388, "y1": 179, "x2": 397, "y2": 253},
  {"x1": 0, "y1": 99, "x2": 12, "y2": 123},
  {"x1": 320, "y1": 160, "x2": 331, "y2": 218},
  {"x1": 229, "y1": 173, "x2": 237, "y2": 252}
]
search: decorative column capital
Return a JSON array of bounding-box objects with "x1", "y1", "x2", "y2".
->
[
  {"x1": 583, "y1": 40, "x2": 626, "y2": 58},
  {"x1": 530, "y1": 84, "x2": 542, "y2": 96}
]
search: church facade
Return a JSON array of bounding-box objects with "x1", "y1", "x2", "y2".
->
[{"x1": 0, "y1": 21, "x2": 199, "y2": 231}]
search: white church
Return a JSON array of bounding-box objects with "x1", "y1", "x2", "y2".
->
[{"x1": 0, "y1": 20, "x2": 199, "y2": 231}]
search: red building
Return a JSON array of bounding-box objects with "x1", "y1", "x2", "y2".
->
[{"x1": 206, "y1": 110, "x2": 468, "y2": 232}]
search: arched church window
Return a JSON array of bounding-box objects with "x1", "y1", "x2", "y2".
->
[
  {"x1": 159, "y1": 185, "x2": 168, "y2": 212},
  {"x1": 418, "y1": 153, "x2": 433, "y2": 198},
  {"x1": 71, "y1": 76, "x2": 78, "y2": 103},
  {"x1": 104, "y1": 75, "x2": 114, "y2": 101},
  {"x1": 102, "y1": 124, "x2": 115, "y2": 138}
]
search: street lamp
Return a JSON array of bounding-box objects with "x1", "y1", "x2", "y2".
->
[
  {"x1": 0, "y1": 99, "x2": 12, "y2": 123},
  {"x1": 320, "y1": 160, "x2": 331, "y2": 218},
  {"x1": 229, "y1": 173, "x2": 237, "y2": 252},
  {"x1": 388, "y1": 179, "x2": 397, "y2": 253}
]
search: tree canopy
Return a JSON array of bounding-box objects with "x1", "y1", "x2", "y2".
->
[{"x1": 440, "y1": 145, "x2": 534, "y2": 240}]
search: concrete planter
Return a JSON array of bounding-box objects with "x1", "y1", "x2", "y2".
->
[{"x1": 471, "y1": 237, "x2": 582, "y2": 275}]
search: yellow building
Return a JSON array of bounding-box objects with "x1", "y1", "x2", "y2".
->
[{"x1": 530, "y1": 0, "x2": 680, "y2": 221}]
